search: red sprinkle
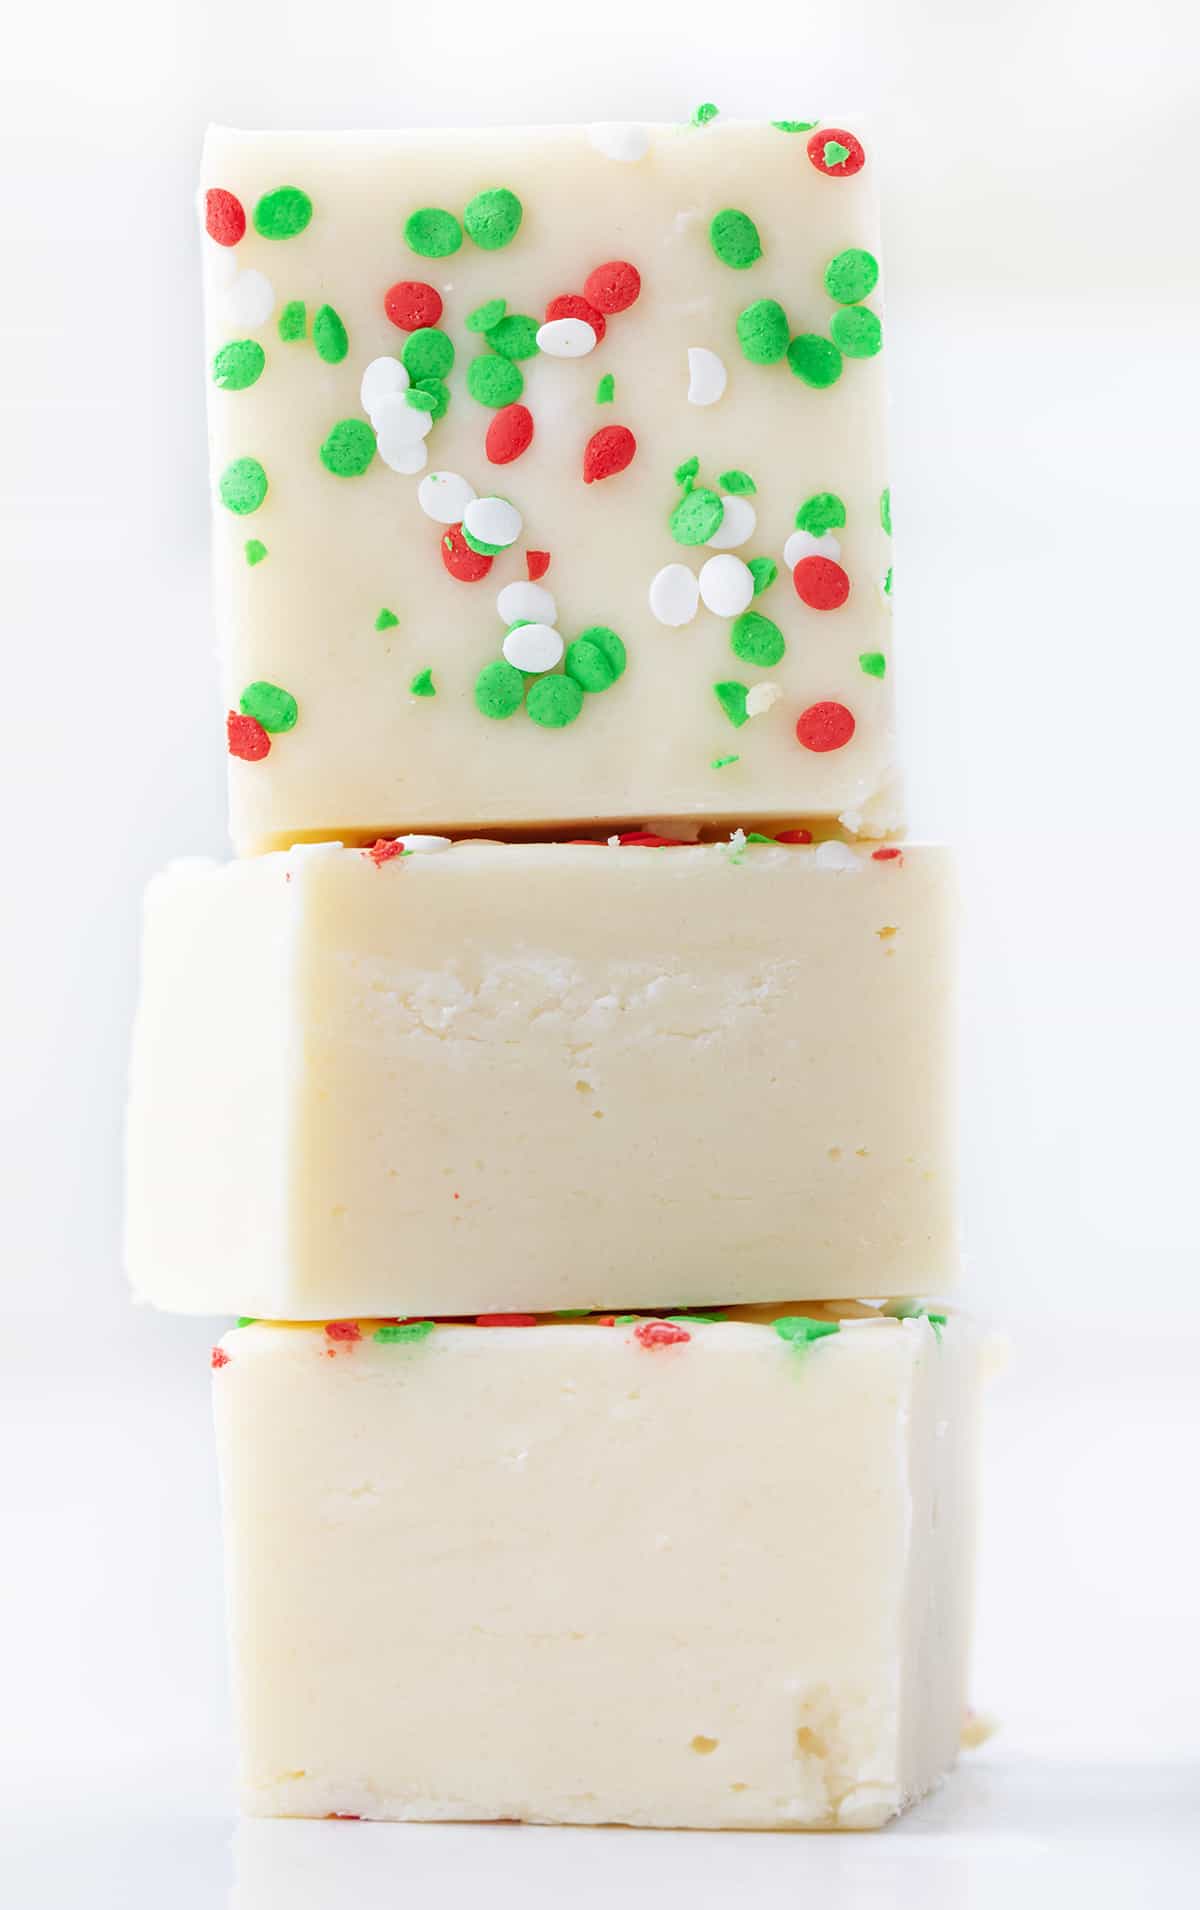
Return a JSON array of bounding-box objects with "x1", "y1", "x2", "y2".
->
[
  {"x1": 796, "y1": 701, "x2": 856, "y2": 753},
  {"x1": 583, "y1": 260, "x2": 641, "y2": 315},
  {"x1": 807, "y1": 128, "x2": 867, "y2": 177},
  {"x1": 544, "y1": 293, "x2": 606, "y2": 343},
  {"x1": 486, "y1": 403, "x2": 534, "y2": 465},
  {"x1": 618, "y1": 831, "x2": 684, "y2": 847},
  {"x1": 205, "y1": 188, "x2": 246, "y2": 247},
  {"x1": 476, "y1": 1313, "x2": 538, "y2": 1328},
  {"x1": 872, "y1": 847, "x2": 903, "y2": 862},
  {"x1": 384, "y1": 280, "x2": 444, "y2": 330},
  {"x1": 211, "y1": 1346, "x2": 230, "y2": 1369},
  {"x1": 634, "y1": 1320, "x2": 691, "y2": 1348},
  {"x1": 775, "y1": 828, "x2": 814, "y2": 844},
  {"x1": 325, "y1": 1320, "x2": 362, "y2": 1342},
  {"x1": 226, "y1": 711, "x2": 270, "y2": 762},
  {"x1": 793, "y1": 555, "x2": 851, "y2": 610},
  {"x1": 526, "y1": 550, "x2": 551, "y2": 581},
  {"x1": 596, "y1": 1315, "x2": 616, "y2": 1326},
  {"x1": 327, "y1": 1814, "x2": 361, "y2": 1821},
  {"x1": 364, "y1": 839, "x2": 405, "y2": 867},
  {"x1": 583, "y1": 425, "x2": 637, "y2": 484},
  {"x1": 441, "y1": 525, "x2": 493, "y2": 583}
]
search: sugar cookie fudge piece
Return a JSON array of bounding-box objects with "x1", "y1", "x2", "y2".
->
[
  {"x1": 213, "y1": 1304, "x2": 979, "y2": 1829},
  {"x1": 126, "y1": 839, "x2": 955, "y2": 1317},
  {"x1": 201, "y1": 120, "x2": 896, "y2": 851}
]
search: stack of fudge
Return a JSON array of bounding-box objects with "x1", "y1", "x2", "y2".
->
[{"x1": 126, "y1": 114, "x2": 980, "y2": 1831}]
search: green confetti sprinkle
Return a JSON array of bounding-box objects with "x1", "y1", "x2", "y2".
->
[
  {"x1": 410, "y1": 668, "x2": 436, "y2": 697},
  {"x1": 375, "y1": 608, "x2": 399, "y2": 631},
  {"x1": 673, "y1": 455, "x2": 700, "y2": 489},
  {"x1": 830, "y1": 305, "x2": 882, "y2": 358},
  {"x1": 244, "y1": 539, "x2": 267, "y2": 566},
  {"x1": 822, "y1": 139, "x2": 851, "y2": 169},
  {"x1": 373, "y1": 1321, "x2": 436, "y2": 1343},
  {"x1": 416, "y1": 376, "x2": 451, "y2": 421},
  {"x1": 564, "y1": 625, "x2": 626, "y2": 692},
  {"x1": 730, "y1": 611, "x2": 785, "y2": 667},
  {"x1": 774, "y1": 1315, "x2": 840, "y2": 1346},
  {"x1": 403, "y1": 327, "x2": 455, "y2": 381},
  {"x1": 824, "y1": 247, "x2": 879, "y2": 305},
  {"x1": 711, "y1": 753, "x2": 740, "y2": 769},
  {"x1": 463, "y1": 187, "x2": 523, "y2": 251},
  {"x1": 692, "y1": 102, "x2": 720, "y2": 125},
  {"x1": 795, "y1": 492, "x2": 846, "y2": 535},
  {"x1": 236, "y1": 1317, "x2": 257, "y2": 1328},
  {"x1": 613, "y1": 1315, "x2": 639, "y2": 1326},
  {"x1": 466, "y1": 296, "x2": 506, "y2": 333},
  {"x1": 239, "y1": 680, "x2": 297, "y2": 733},
  {"x1": 474, "y1": 658, "x2": 526, "y2": 719},
  {"x1": 404, "y1": 206, "x2": 462, "y2": 257},
  {"x1": 212, "y1": 339, "x2": 265, "y2": 391},
  {"x1": 462, "y1": 526, "x2": 507, "y2": 556},
  {"x1": 736, "y1": 298, "x2": 789, "y2": 365},
  {"x1": 253, "y1": 186, "x2": 313, "y2": 240},
  {"x1": 665, "y1": 1312, "x2": 724, "y2": 1323},
  {"x1": 312, "y1": 304, "x2": 349, "y2": 364},
  {"x1": 710, "y1": 208, "x2": 762, "y2": 270},
  {"x1": 467, "y1": 354, "x2": 524, "y2": 408},
  {"x1": 927, "y1": 1311, "x2": 947, "y2": 1342},
  {"x1": 718, "y1": 469, "x2": 756, "y2": 496},
  {"x1": 883, "y1": 566, "x2": 893, "y2": 597},
  {"x1": 218, "y1": 457, "x2": 267, "y2": 515},
  {"x1": 772, "y1": 119, "x2": 818, "y2": 133},
  {"x1": 277, "y1": 300, "x2": 306, "y2": 341},
  {"x1": 555, "y1": 1310, "x2": 593, "y2": 1320},
  {"x1": 747, "y1": 556, "x2": 777, "y2": 595},
  {"x1": 880, "y1": 487, "x2": 892, "y2": 536},
  {"x1": 746, "y1": 833, "x2": 777, "y2": 844},
  {"x1": 486, "y1": 314, "x2": 541, "y2": 360},
  {"x1": 786, "y1": 332, "x2": 843, "y2": 388},
  {"x1": 526, "y1": 674, "x2": 584, "y2": 728},
  {"x1": 859, "y1": 651, "x2": 887, "y2": 678},
  {"x1": 319, "y1": 418, "x2": 375, "y2": 477},
  {"x1": 405, "y1": 387, "x2": 438, "y2": 412},
  {"x1": 713, "y1": 680, "x2": 750, "y2": 727},
  {"x1": 670, "y1": 487, "x2": 724, "y2": 546},
  {"x1": 595, "y1": 373, "x2": 615, "y2": 404}
]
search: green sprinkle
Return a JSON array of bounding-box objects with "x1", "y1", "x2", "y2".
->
[
  {"x1": 253, "y1": 186, "x2": 313, "y2": 240},
  {"x1": 774, "y1": 1315, "x2": 840, "y2": 1346},
  {"x1": 463, "y1": 188, "x2": 523, "y2": 253},
  {"x1": 485, "y1": 314, "x2": 541, "y2": 360},
  {"x1": 312, "y1": 304, "x2": 349, "y2": 364},
  {"x1": 555, "y1": 1310, "x2": 593, "y2": 1320},
  {"x1": 824, "y1": 247, "x2": 879, "y2": 305},
  {"x1": 467, "y1": 354, "x2": 524, "y2": 408},
  {"x1": 880, "y1": 487, "x2": 892, "y2": 536},
  {"x1": 795, "y1": 492, "x2": 846, "y2": 535},
  {"x1": 718, "y1": 468, "x2": 756, "y2": 496},
  {"x1": 710, "y1": 208, "x2": 762, "y2": 270},
  {"x1": 277, "y1": 300, "x2": 306, "y2": 341},
  {"x1": 218, "y1": 457, "x2": 267, "y2": 515},
  {"x1": 212, "y1": 339, "x2": 265, "y2": 391},
  {"x1": 859, "y1": 651, "x2": 887, "y2": 678},
  {"x1": 665, "y1": 1312, "x2": 724, "y2": 1324},
  {"x1": 613, "y1": 1315, "x2": 639, "y2": 1326},
  {"x1": 730, "y1": 611, "x2": 785, "y2": 667},
  {"x1": 416, "y1": 376, "x2": 451, "y2": 421},
  {"x1": 236, "y1": 1317, "x2": 257, "y2": 1328},
  {"x1": 692, "y1": 102, "x2": 720, "y2": 125},
  {"x1": 595, "y1": 373, "x2": 615, "y2": 404},
  {"x1": 244, "y1": 539, "x2": 267, "y2": 566},
  {"x1": 711, "y1": 754, "x2": 740, "y2": 769},
  {"x1": 786, "y1": 332, "x2": 843, "y2": 388},
  {"x1": 375, "y1": 608, "x2": 399, "y2": 631},
  {"x1": 736, "y1": 299, "x2": 789, "y2": 365},
  {"x1": 319, "y1": 418, "x2": 375, "y2": 477},
  {"x1": 526, "y1": 674, "x2": 584, "y2": 728},
  {"x1": 822, "y1": 139, "x2": 851, "y2": 169},
  {"x1": 830, "y1": 305, "x2": 882, "y2": 358},
  {"x1": 673, "y1": 455, "x2": 700, "y2": 489},
  {"x1": 373, "y1": 1321, "x2": 436, "y2": 1343},
  {"x1": 404, "y1": 207, "x2": 462, "y2": 257},
  {"x1": 772, "y1": 119, "x2": 818, "y2": 133},
  {"x1": 462, "y1": 527, "x2": 506, "y2": 556},
  {"x1": 565, "y1": 625, "x2": 627, "y2": 692},
  {"x1": 670, "y1": 487, "x2": 724, "y2": 546},
  {"x1": 883, "y1": 565, "x2": 893, "y2": 597},
  {"x1": 402, "y1": 327, "x2": 455, "y2": 381},
  {"x1": 239, "y1": 680, "x2": 297, "y2": 733},
  {"x1": 405, "y1": 387, "x2": 438, "y2": 412},
  {"x1": 410, "y1": 668, "x2": 436, "y2": 697},
  {"x1": 747, "y1": 556, "x2": 777, "y2": 595},
  {"x1": 466, "y1": 297, "x2": 506, "y2": 333},
  {"x1": 927, "y1": 1312, "x2": 947, "y2": 1342},
  {"x1": 746, "y1": 832, "x2": 777, "y2": 844},
  {"x1": 713, "y1": 680, "x2": 749, "y2": 727},
  {"x1": 474, "y1": 658, "x2": 526, "y2": 719}
]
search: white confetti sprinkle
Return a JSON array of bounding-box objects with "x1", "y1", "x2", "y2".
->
[
  {"x1": 814, "y1": 841, "x2": 861, "y2": 872},
  {"x1": 465, "y1": 496, "x2": 522, "y2": 548},
  {"x1": 698, "y1": 554, "x2": 755, "y2": 617},
  {"x1": 377, "y1": 438, "x2": 428, "y2": 476},
  {"x1": 398, "y1": 835, "x2": 452, "y2": 854},
  {"x1": 204, "y1": 238, "x2": 239, "y2": 292},
  {"x1": 222, "y1": 268, "x2": 275, "y2": 330},
  {"x1": 706, "y1": 494, "x2": 757, "y2": 550},
  {"x1": 588, "y1": 122, "x2": 650, "y2": 163},
  {"x1": 361, "y1": 356, "x2": 410, "y2": 419},
  {"x1": 687, "y1": 347, "x2": 727, "y2": 407},
  {"x1": 497, "y1": 581, "x2": 557, "y2": 626},
  {"x1": 783, "y1": 529, "x2": 841, "y2": 569},
  {"x1": 374, "y1": 394, "x2": 433, "y2": 457},
  {"x1": 607, "y1": 834, "x2": 622, "y2": 847},
  {"x1": 502, "y1": 622, "x2": 564, "y2": 672},
  {"x1": 417, "y1": 471, "x2": 476, "y2": 524},
  {"x1": 745, "y1": 682, "x2": 782, "y2": 718},
  {"x1": 536, "y1": 316, "x2": 598, "y2": 358},
  {"x1": 649, "y1": 564, "x2": 700, "y2": 627}
]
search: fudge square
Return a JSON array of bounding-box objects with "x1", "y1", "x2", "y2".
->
[
  {"x1": 202, "y1": 120, "x2": 896, "y2": 853},
  {"x1": 126, "y1": 838, "x2": 955, "y2": 1319},
  {"x1": 213, "y1": 1304, "x2": 979, "y2": 1829}
]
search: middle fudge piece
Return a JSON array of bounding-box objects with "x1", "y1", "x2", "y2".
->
[{"x1": 126, "y1": 838, "x2": 955, "y2": 1317}]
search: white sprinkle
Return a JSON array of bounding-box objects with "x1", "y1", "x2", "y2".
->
[
  {"x1": 497, "y1": 581, "x2": 557, "y2": 627},
  {"x1": 784, "y1": 529, "x2": 841, "y2": 569},
  {"x1": 374, "y1": 393, "x2": 433, "y2": 455},
  {"x1": 502, "y1": 622, "x2": 564, "y2": 672},
  {"x1": 222, "y1": 268, "x2": 275, "y2": 330},
  {"x1": 376, "y1": 437, "x2": 428, "y2": 475},
  {"x1": 204, "y1": 238, "x2": 239, "y2": 291},
  {"x1": 361, "y1": 356, "x2": 410, "y2": 418},
  {"x1": 814, "y1": 841, "x2": 861, "y2": 872},
  {"x1": 745, "y1": 682, "x2": 782, "y2": 718},
  {"x1": 649, "y1": 563, "x2": 700, "y2": 627},
  {"x1": 698, "y1": 554, "x2": 755, "y2": 618},
  {"x1": 728, "y1": 828, "x2": 748, "y2": 854},
  {"x1": 607, "y1": 834, "x2": 622, "y2": 847},
  {"x1": 465, "y1": 496, "x2": 522, "y2": 548},
  {"x1": 687, "y1": 347, "x2": 727, "y2": 407},
  {"x1": 536, "y1": 317, "x2": 598, "y2": 358},
  {"x1": 417, "y1": 471, "x2": 476, "y2": 524},
  {"x1": 588, "y1": 122, "x2": 650, "y2": 163},
  {"x1": 706, "y1": 494, "x2": 757, "y2": 550},
  {"x1": 397, "y1": 835, "x2": 452, "y2": 855}
]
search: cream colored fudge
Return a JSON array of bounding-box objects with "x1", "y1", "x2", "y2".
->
[
  {"x1": 213, "y1": 1303, "x2": 978, "y2": 1829},
  {"x1": 126, "y1": 838, "x2": 955, "y2": 1318},
  {"x1": 201, "y1": 120, "x2": 896, "y2": 852}
]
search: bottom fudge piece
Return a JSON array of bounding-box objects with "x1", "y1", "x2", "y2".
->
[{"x1": 213, "y1": 1303, "x2": 980, "y2": 1830}]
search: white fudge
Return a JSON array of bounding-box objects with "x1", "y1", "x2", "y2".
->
[
  {"x1": 126, "y1": 839, "x2": 955, "y2": 1317},
  {"x1": 213, "y1": 1304, "x2": 979, "y2": 1829}
]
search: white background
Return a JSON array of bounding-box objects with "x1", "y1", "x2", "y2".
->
[{"x1": 2, "y1": 1, "x2": 1198, "y2": 1902}]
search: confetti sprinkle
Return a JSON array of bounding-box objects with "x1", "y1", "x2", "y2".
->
[
  {"x1": 687, "y1": 347, "x2": 727, "y2": 406},
  {"x1": 747, "y1": 556, "x2": 777, "y2": 595},
  {"x1": 584, "y1": 259, "x2": 641, "y2": 315},
  {"x1": 464, "y1": 496, "x2": 522, "y2": 549},
  {"x1": 474, "y1": 657, "x2": 525, "y2": 716},
  {"x1": 815, "y1": 840, "x2": 859, "y2": 871},
  {"x1": 365, "y1": 839, "x2": 406, "y2": 866},
  {"x1": 771, "y1": 119, "x2": 818, "y2": 133},
  {"x1": 402, "y1": 327, "x2": 455, "y2": 381},
  {"x1": 706, "y1": 493, "x2": 756, "y2": 550},
  {"x1": 486, "y1": 403, "x2": 535, "y2": 465},
  {"x1": 503, "y1": 621, "x2": 563, "y2": 672},
  {"x1": 253, "y1": 186, "x2": 313, "y2": 240},
  {"x1": 583, "y1": 424, "x2": 637, "y2": 483},
  {"x1": 873, "y1": 846, "x2": 903, "y2": 861},
  {"x1": 634, "y1": 1319, "x2": 691, "y2": 1347},
  {"x1": 374, "y1": 1321, "x2": 436, "y2": 1342},
  {"x1": 691, "y1": 102, "x2": 720, "y2": 126},
  {"x1": 498, "y1": 580, "x2": 556, "y2": 626},
  {"x1": 409, "y1": 669, "x2": 436, "y2": 697},
  {"x1": 466, "y1": 296, "x2": 506, "y2": 334},
  {"x1": 239, "y1": 680, "x2": 297, "y2": 733},
  {"x1": 375, "y1": 608, "x2": 399, "y2": 630},
  {"x1": 218, "y1": 457, "x2": 268, "y2": 515},
  {"x1": 398, "y1": 834, "x2": 452, "y2": 852},
  {"x1": 325, "y1": 1320, "x2": 362, "y2": 1342},
  {"x1": 776, "y1": 827, "x2": 813, "y2": 843},
  {"x1": 859, "y1": 651, "x2": 887, "y2": 678},
  {"x1": 212, "y1": 339, "x2": 265, "y2": 391},
  {"x1": 709, "y1": 208, "x2": 762, "y2": 270},
  {"x1": 526, "y1": 550, "x2": 551, "y2": 581},
  {"x1": 222, "y1": 269, "x2": 275, "y2": 330},
  {"x1": 793, "y1": 554, "x2": 851, "y2": 610},
  {"x1": 467, "y1": 354, "x2": 524, "y2": 407},
  {"x1": 310, "y1": 304, "x2": 348, "y2": 365},
  {"x1": 787, "y1": 333, "x2": 843, "y2": 387},
  {"x1": 699, "y1": 553, "x2": 755, "y2": 617},
  {"x1": 360, "y1": 356, "x2": 410, "y2": 418},
  {"x1": 830, "y1": 305, "x2": 882, "y2": 358},
  {"x1": 320, "y1": 418, "x2": 377, "y2": 477},
  {"x1": 385, "y1": 280, "x2": 443, "y2": 330},
  {"x1": 277, "y1": 300, "x2": 306, "y2": 341},
  {"x1": 442, "y1": 525, "x2": 493, "y2": 582},
  {"x1": 719, "y1": 469, "x2": 756, "y2": 496},
  {"x1": 595, "y1": 373, "x2": 615, "y2": 403},
  {"x1": 526, "y1": 674, "x2": 584, "y2": 728},
  {"x1": 730, "y1": 610, "x2": 785, "y2": 666},
  {"x1": 649, "y1": 563, "x2": 700, "y2": 626},
  {"x1": 807, "y1": 128, "x2": 866, "y2": 176},
  {"x1": 244, "y1": 539, "x2": 267, "y2": 566},
  {"x1": 211, "y1": 1345, "x2": 230, "y2": 1369},
  {"x1": 880, "y1": 487, "x2": 892, "y2": 535},
  {"x1": 824, "y1": 248, "x2": 879, "y2": 304},
  {"x1": 205, "y1": 188, "x2": 245, "y2": 247},
  {"x1": 795, "y1": 492, "x2": 846, "y2": 536},
  {"x1": 486, "y1": 314, "x2": 541, "y2": 360},
  {"x1": 404, "y1": 207, "x2": 463, "y2": 257},
  {"x1": 477, "y1": 1313, "x2": 538, "y2": 1327},
  {"x1": 671, "y1": 487, "x2": 724, "y2": 546},
  {"x1": 565, "y1": 625, "x2": 626, "y2": 691},
  {"x1": 588, "y1": 123, "x2": 650, "y2": 162},
  {"x1": 226, "y1": 711, "x2": 270, "y2": 761},
  {"x1": 745, "y1": 681, "x2": 782, "y2": 717},
  {"x1": 711, "y1": 753, "x2": 739, "y2": 769},
  {"x1": 374, "y1": 397, "x2": 432, "y2": 472},
  {"x1": 774, "y1": 1315, "x2": 840, "y2": 1345},
  {"x1": 713, "y1": 680, "x2": 750, "y2": 727},
  {"x1": 783, "y1": 529, "x2": 840, "y2": 570},
  {"x1": 796, "y1": 700, "x2": 855, "y2": 752},
  {"x1": 418, "y1": 470, "x2": 476, "y2": 524},
  {"x1": 463, "y1": 187, "x2": 523, "y2": 251},
  {"x1": 736, "y1": 299, "x2": 789, "y2": 365},
  {"x1": 536, "y1": 316, "x2": 598, "y2": 358}
]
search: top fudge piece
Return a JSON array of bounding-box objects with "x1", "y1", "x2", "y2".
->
[{"x1": 202, "y1": 120, "x2": 896, "y2": 852}]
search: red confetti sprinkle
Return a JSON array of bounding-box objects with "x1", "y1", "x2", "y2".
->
[
  {"x1": 544, "y1": 292, "x2": 606, "y2": 343},
  {"x1": 596, "y1": 1315, "x2": 616, "y2": 1326},
  {"x1": 775, "y1": 828, "x2": 814, "y2": 844},
  {"x1": 486, "y1": 403, "x2": 534, "y2": 465},
  {"x1": 327, "y1": 1814, "x2": 361, "y2": 1821},
  {"x1": 872, "y1": 847, "x2": 903, "y2": 862},
  {"x1": 793, "y1": 556, "x2": 851, "y2": 610},
  {"x1": 384, "y1": 280, "x2": 443, "y2": 330},
  {"x1": 796, "y1": 702, "x2": 856, "y2": 753},
  {"x1": 618, "y1": 831, "x2": 684, "y2": 847},
  {"x1": 634, "y1": 1320, "x2": 691, "y2": 1348},
  {"x1": 226, "y1": 711, "x2": 270, "y2": 761},
  {"x1": 205, "y1": 188, "x2": 246, "y2": 247},
  {"x1": 211, "y1": 1346, "x2": 230, "y2": 1369},
  {"x1": 807, "y1": 128, "x2": 867, "y2": 177},
  {"x1": 364, "y1": 839, "x2": 405, "y2": 867},
  {"x1": 526, "y1": 550, "x2": 551, "y2": 581},
  {"x1": 441, "y1": 524, "x2": 493, "y2": 583},
  {"x1": 583, "y1": 424, "x2": 637, "y2": 484},
  {"x1": 325, "y1": 1320, "x2": 362, "y2": 1342},
  {"x1": 476, "y1": 1313, "x2": 538, "y2": 1328},
  {"x1": 583, "y1": 260, "x2": 642, "y2": 315}
]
